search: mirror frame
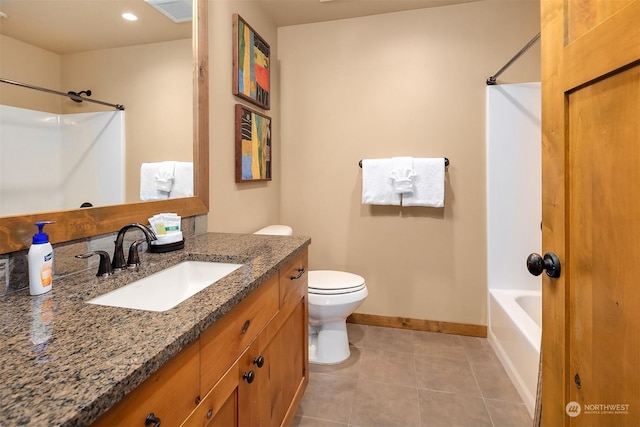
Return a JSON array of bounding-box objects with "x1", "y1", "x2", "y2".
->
[{"x1": 0, "y1": 0, "x2": 208, "y2": 254}]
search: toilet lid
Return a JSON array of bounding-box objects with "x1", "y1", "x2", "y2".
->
[{"x1": 308, "y1": 270, "x2": 366, "y2": 295}]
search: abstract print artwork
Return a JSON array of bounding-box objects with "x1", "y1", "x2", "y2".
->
[
  {"x1": 235, "y1": 104, "x2": 271, "y2": 182},
  {"x1": 233, "y1": 14, "x2": 270, "y2": 110}
]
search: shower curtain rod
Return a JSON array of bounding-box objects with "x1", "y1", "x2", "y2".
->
[
  {"x1": 486, "y1": 32, "x2": 541, "y2": 85},
  {"x1": 0, "y1": 78, "x2": 125, "y2": 110}
]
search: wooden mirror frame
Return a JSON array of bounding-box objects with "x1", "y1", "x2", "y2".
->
[{"x1": 0, "y1": 0, "x2": 208, "y2": 254}]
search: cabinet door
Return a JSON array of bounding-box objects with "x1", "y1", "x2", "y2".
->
[
  {"x1": 269, "y1": 297, "x2": 308, "y2": 427},
  {"x1": 238, "y1": 339, "x2": 271, "y2": 427},
  {"x1": 93, "y1": 340, "x2": 199, "y2": 427},
  {"x1": 182, "y1": 361, "x2": 239, "y2": 427}
]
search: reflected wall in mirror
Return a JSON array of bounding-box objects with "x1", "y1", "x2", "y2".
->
[
  {"x1": 1, "y1": 0, "x2": 193, "y2": 215},
  {"x1": 0, "y1": 0, "x2": 209, "y2": 254}
]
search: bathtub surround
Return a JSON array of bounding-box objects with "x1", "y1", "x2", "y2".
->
[
  {"x1": 486, "y1": 82, "x2": 542, "y2": 417},
  {"x1": 0, "y1": 106, "x2": 124, "y2": 216}
]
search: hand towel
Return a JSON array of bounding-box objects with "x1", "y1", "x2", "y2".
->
[
  {"x1": 170, "y1": 162, "x2": 194, "y2": 198},
  {"x1": 390, "y1": 157, "x2": 416, "y2": 194},
  {"x1": 361, "y1": 159, "x2": 401, "y2": 206},
  {"x1": 155, "y1": 170, "x2": 174, "y2": 193},
  {"x1": 140, "y1": 162, "x2": 174, "y2": 200},
  {"x1": 401, "y1": 158, "x2": 445, "y2": 207}
]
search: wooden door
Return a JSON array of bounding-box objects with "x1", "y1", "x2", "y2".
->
[{"x1": 541, "y1": 0, "x2": 640, "y2": 426}]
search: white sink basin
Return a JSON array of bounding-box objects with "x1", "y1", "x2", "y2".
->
[{"x1": 87, "y1": 261, "x2": 243, "y2": 312}]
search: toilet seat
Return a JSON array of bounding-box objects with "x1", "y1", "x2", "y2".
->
[{"x1": 308, "y1": 270, "x2": 366, "y2": 295}]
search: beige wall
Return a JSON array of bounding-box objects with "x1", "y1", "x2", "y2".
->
[
  {"x1": 206, "y1": 1, "x2": 282, "y2": 233},
  {"x1": 0, "y1": 35, "x2": 62, "y2": 113},
  {"x1": 277, "y1": 0, "x2": 541, "y2": 326}
]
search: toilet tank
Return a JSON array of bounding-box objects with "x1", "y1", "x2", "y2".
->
[{"x1": 253, "y1": 225, "x2": 293, "y2": 236}]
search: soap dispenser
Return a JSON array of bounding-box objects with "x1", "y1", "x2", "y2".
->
[{"x1": 28, "y1": 221, "x2": 55, "y2": 296}]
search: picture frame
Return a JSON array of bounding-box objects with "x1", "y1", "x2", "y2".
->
[
  {"x1": 233, "y1": 14, "x2": 270, "y2": 110},
  {"x1": 235, "y1": 104, "x2": 272, "y2": 182}
]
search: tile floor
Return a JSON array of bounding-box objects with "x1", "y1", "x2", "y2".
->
[{"x1": 293, "y1": 324, "x2": 533, "y2": 427}]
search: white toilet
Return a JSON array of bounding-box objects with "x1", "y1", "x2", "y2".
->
[{"x1": 253, "y1": 225, "x2": 368, "y2": 365}]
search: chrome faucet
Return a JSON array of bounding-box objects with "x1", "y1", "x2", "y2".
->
[{"x1": 112, "y1": 223, "x2": 157, "y2": 270}]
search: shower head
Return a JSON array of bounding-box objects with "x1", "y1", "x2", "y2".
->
[{"x1": 67, "y1": 89, "x2": 92, "y2": 103}]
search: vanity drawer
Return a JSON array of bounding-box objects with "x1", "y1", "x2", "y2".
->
[
  {"x1": 93, "y1": 339, "x2": 199, "y2": 427},
  {"x1": 279, "y1": 248, "x2": 308, "y2": 313},
  {"x1": 200, "y1": 274, "x2": 279, "y2": 396}
]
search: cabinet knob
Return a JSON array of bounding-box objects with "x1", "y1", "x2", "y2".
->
[
  {"x1": 207, "y1": 409, "x2": 214, "y2": 419},
  {"x1": 242, "y1": 370, "x2": 255, "y2": 384},
  {"x1": 145, "y1": 413, "x2": 161, "y2": 427},
  {"x1": 253, "y1": 355, "x2": 265, "y2": 368}
]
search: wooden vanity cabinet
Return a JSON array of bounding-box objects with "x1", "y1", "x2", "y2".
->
[
  {"x1": 93, "y1": 248, "x2": 308, "y2": 427},
  {"x1": 193, "y1": 247, "x2": 309, "y2": 427}
]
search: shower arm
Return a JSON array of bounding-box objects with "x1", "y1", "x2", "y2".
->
[{"x1": 0, "y1": 78, "x2": 124, "y2": 110}]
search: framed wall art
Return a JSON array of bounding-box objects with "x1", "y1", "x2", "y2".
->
[
  {"x1": 235, "y1": 104, "x2": 271, "y2": 182},
  {"x1": 233, "y1": 14, "x2": 270, "y2": 110}
]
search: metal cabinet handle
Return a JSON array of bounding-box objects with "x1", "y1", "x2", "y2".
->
[
  {"x1": 145, "y1": 413, "x2": 161, "y2": 426},
  {"x1": 241, "y1": 320, "x2": 251, "y2": 334},
  {"x1": 290, "y1": 267, "x2": 305, "y2": 280}
]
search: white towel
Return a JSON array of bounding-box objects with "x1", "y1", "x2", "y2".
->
[
  {"x1": 361, "y1": 159, "x2": 401, "y2": 206},
  {"x1": 140, "y1": 162, "x2": 175, "y2": 200},
  {"x1": 170, "y1": 162, "x2": 194, "y2": 198},
  {"x1": 155, "y1": 170, "x2": 174, "y2": 192},
  {"x1": 390, "y1": 157, "x2": 416, "y2": 194},
  {"x1": 401, "y1": 158, "x2": 445, "y2": 207}
]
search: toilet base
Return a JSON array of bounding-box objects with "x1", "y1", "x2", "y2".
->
[{"x1": 308, "y1": 321, "x2": 350, "y2": 365}]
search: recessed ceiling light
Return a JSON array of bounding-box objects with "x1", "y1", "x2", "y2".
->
[{"x1": 122, "y1": 12, "x2": 138, "y2": 21}]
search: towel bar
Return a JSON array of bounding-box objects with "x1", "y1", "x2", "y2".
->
[{"x1": 358, "y1": 158, "x2": 449, "y2": 168}]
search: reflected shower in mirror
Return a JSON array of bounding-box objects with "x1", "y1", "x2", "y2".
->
[{"x1": 0, "y1": 0, "x2": 193, "y2": 216}]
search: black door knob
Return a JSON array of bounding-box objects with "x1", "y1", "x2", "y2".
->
[{"x1": 527, "y1": 252, "x2": 561, "y2": 278}]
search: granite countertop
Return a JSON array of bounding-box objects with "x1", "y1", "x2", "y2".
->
[{"x1": 0, "y1": 232, "x2": 311, "y2": 426}]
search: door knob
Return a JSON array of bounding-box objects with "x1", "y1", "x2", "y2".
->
[{"x1": 527, "y1": 252, "x2": 561, "y2": 278}]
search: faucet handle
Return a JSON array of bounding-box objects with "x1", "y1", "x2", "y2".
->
[
  {"x1": 76, "y1": 251, "x2": 113, "y2": 277},
  {"x1": 127, "y1": 239, "x2": 147, "y2": 268}
]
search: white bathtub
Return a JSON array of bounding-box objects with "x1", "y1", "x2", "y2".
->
[{"x1": 488, "y1": 289, "x2": 541, "y2": 417}]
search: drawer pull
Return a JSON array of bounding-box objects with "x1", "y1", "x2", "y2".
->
[
  {"x1": 195, "y1": 395, "x2": 201, "y2": 405},
  {"x1": 145, "y1": 413, "x2": 161, "y2": 426},
  {"x1": 290, "y1": 268, "x2": 305, "y2": 280},
  {"x1": 242, "y1": 370, "x2": 255, "y2": 384},
  {"x1": 207, "y1": 409, "x2": 214, "y2": 419},
  {"x1": 253, "y1": 355, "x2": 265, "y2": 368},
  {"x1": 241, "y1": 320, "x2": 251, "y2": 334}
]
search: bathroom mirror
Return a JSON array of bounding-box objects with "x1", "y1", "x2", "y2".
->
[{"x1": 0, "y1": 0, "x2": 208, "y2": 254}]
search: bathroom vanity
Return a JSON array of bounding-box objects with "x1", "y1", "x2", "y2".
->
[{"x1": 0, "y1": 232, "x2": 310, "y2": 426}]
